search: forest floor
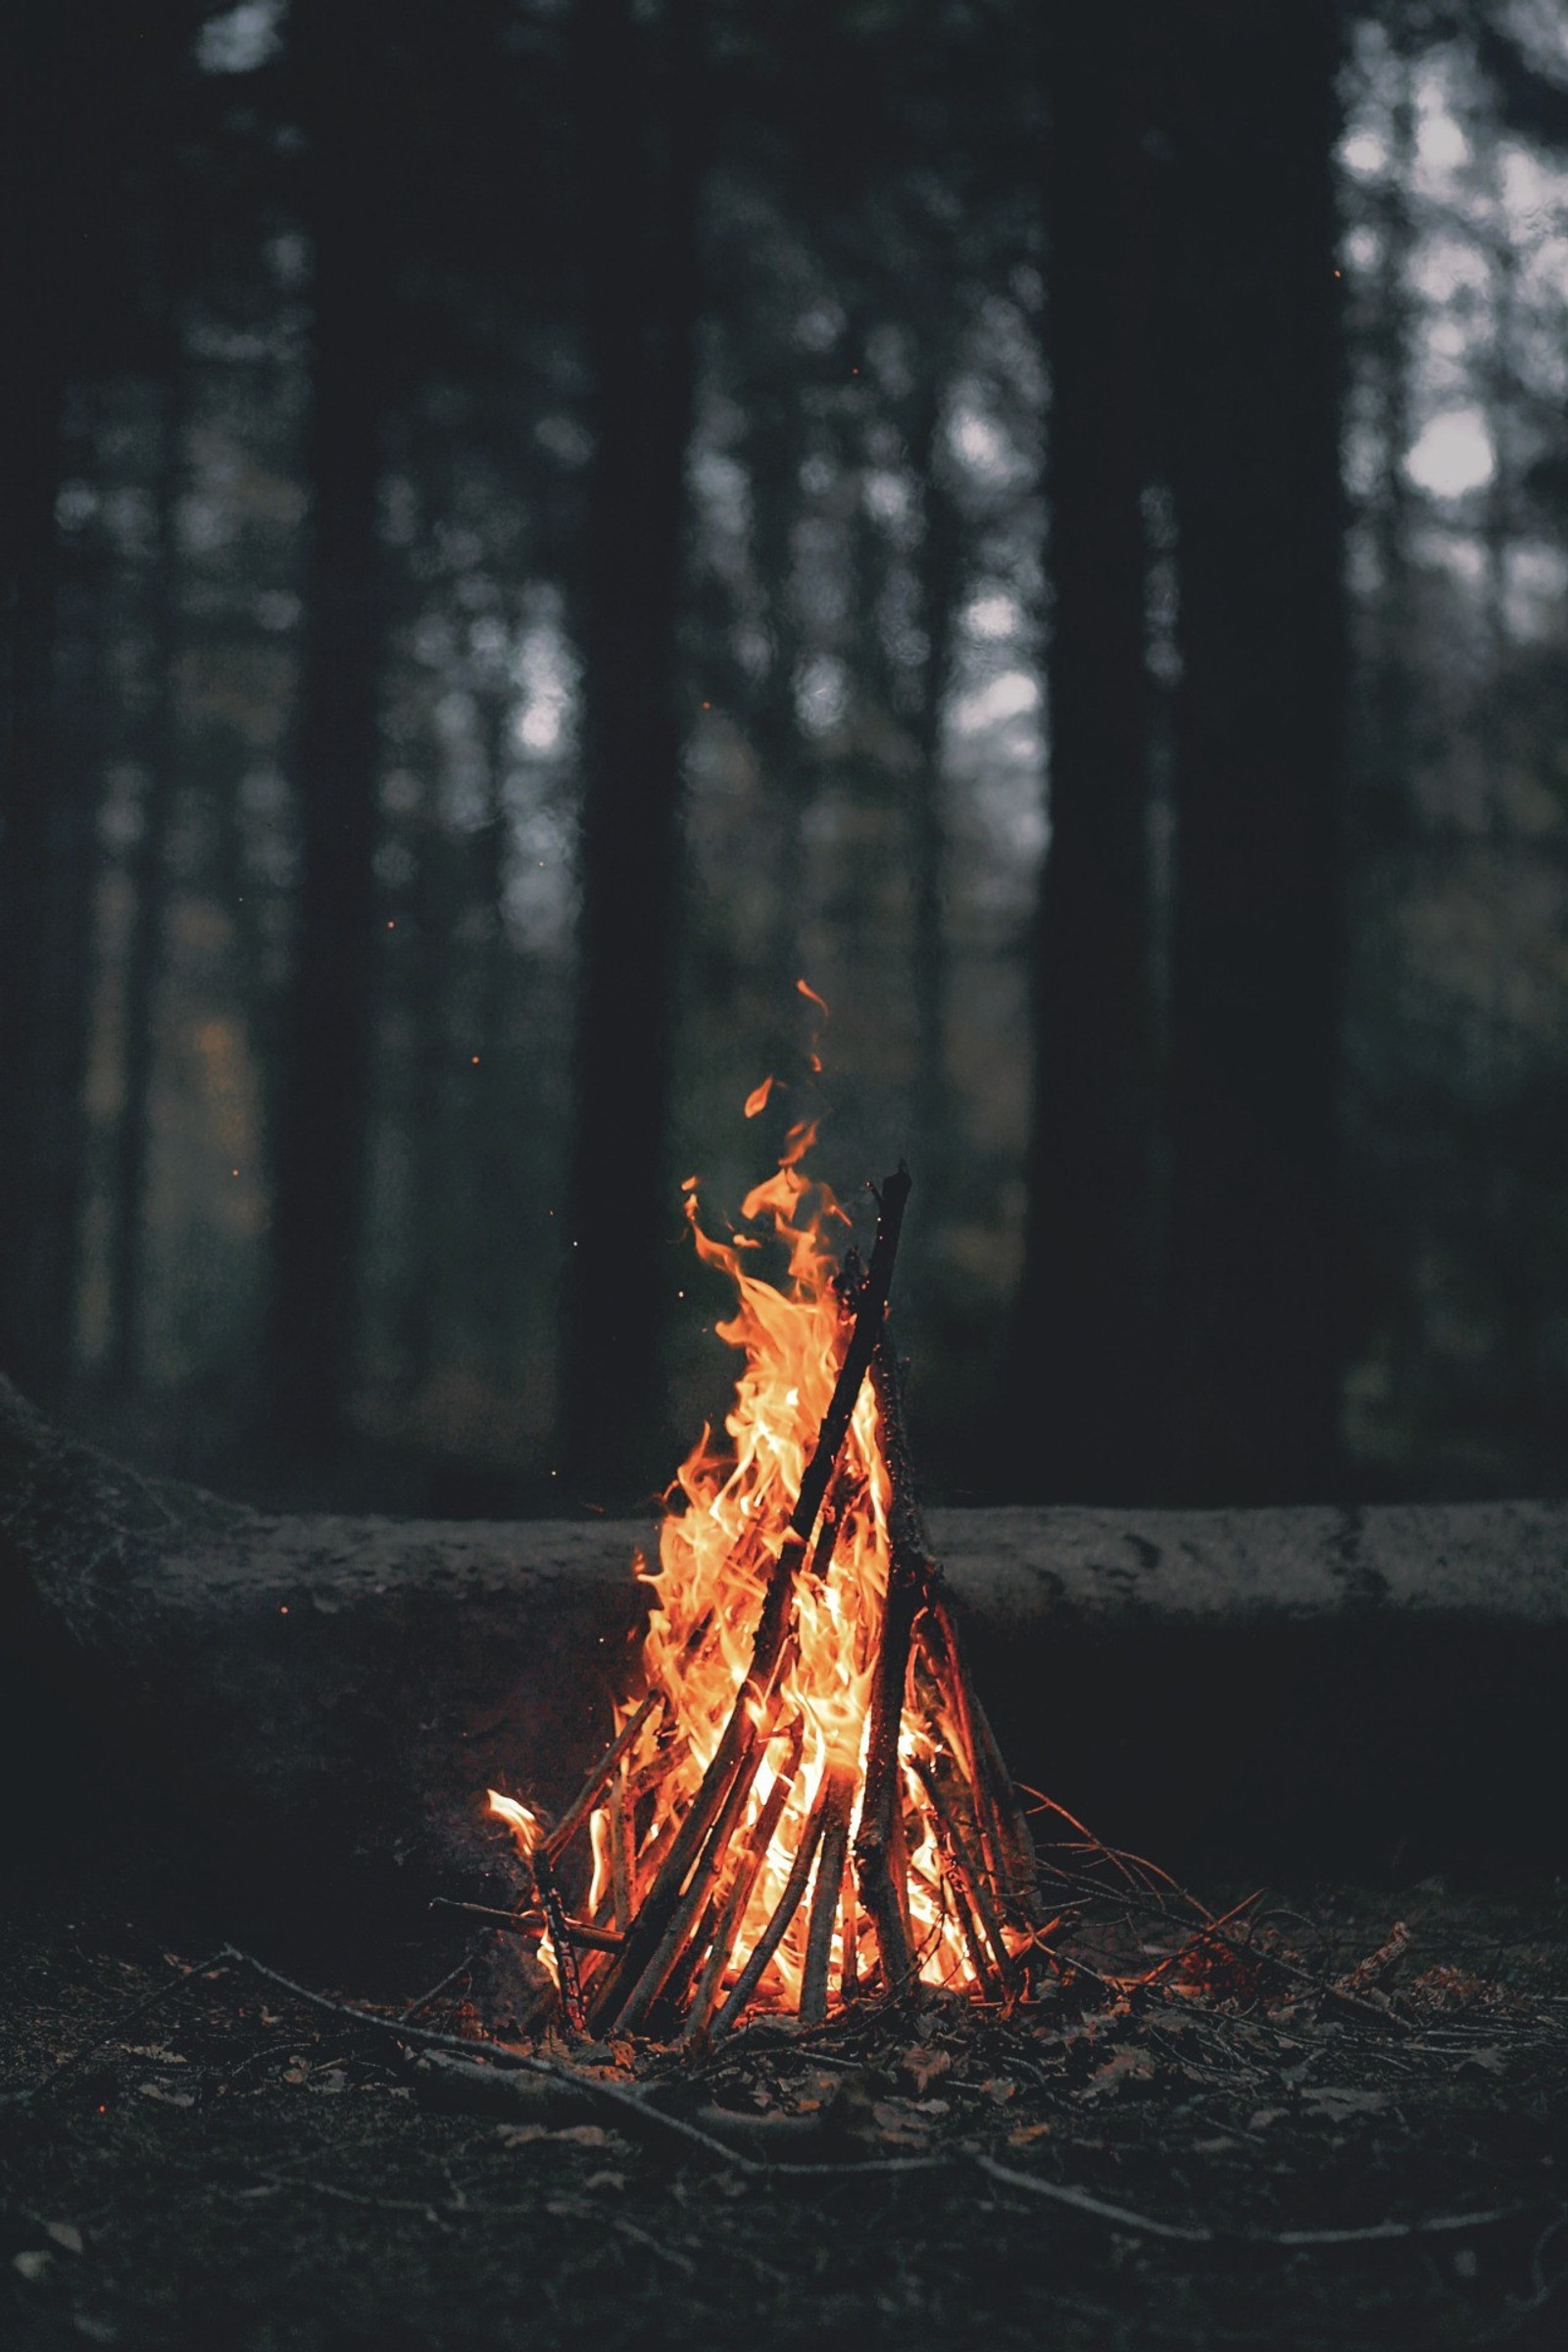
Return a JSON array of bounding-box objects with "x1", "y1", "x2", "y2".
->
[{"x1": 3, "y1": 1867, "x2": 1567, "y2": 2352}]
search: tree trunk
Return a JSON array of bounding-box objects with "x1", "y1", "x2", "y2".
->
[
  {"x1": 559, "y1": 0, "x2": 704, "y2": 1501},
  {"x1": 5, "y1": 1372, "x2": 1568, "y2": 1939},
  {"x1": 265, "y1": 1, "x2": 389, "y2": 1460},
  {"x1": 107, "y1": 367, "x2": 189, "y2": 1392},
  {"x1": 0, "y1": 11, "x2": 78, "y2": 1399},
  {"x1": 1156, "y1": 3, "x2": 1347, "y2": 1504},
  {"x1": 1004, "y1": 7, "x2": 1159, "y2": 1500}
]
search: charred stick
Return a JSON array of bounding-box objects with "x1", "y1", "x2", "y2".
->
[
  {"x1": 839, "y1": 1863, "x2": 861, "y2": 2000},
  {"x1": 609, "y1": 1775, "x2": 634, "y2": 1933},
  {"x1": 544, "y1": 1687, "x2": 664, "y2": 1868},
  {"x1": 431, "y1": 1897, "x2": 625, "y2": 1953},
  {"x1": 919, "y1": 1594, "x2": 1041, "y2": 1925},
  {"x1": 532, "y1": 1853, "x2": 587, "y2": 2034},
  {"x1": 783, "y1": 1166, "x2": 909, "y2": 1551},
  {"x1": 808, "y1": 1497, "x2": 843, "y2": 1584},
  {"x1": 710, "y1": 1771, "x2": 836, "y2": 2039},
  {"x1": 543, "y1": 1606, "x2": 715, "y2": 1872},
  {"x1": 911, "y1": 1754, "x2": 1014, "y2": 1993},
  {"x1": 800, "y1": 1765, "x2": 856, "y2": 2025},
  {"x1": 852, "y1": 1333, "x2": 941, "y2": 1986},
  {"x1": 853, "y1": 1545, "x2": 918, "y2": 1988},
  {"x1": 682, "y1": 1719, "x2": 805, "y2": 2046}
]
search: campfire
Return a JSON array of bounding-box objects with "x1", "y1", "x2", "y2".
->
[{"x1": 487, "y1": 1100, "x2": 1046, "y2": 2042}]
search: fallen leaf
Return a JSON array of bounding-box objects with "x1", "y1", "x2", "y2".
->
[
  {"x1": 1081, "y1": 2049, "x2": 1155, "y2": 2100},
  {"x1": 1248, "y1": 2107, "x2": 1284, "y2": 2131},
  {"x1": 899, "y1": 2045, "x2": 952, "y2": 2095},
  {"x1": 1457, "y1": 2047, "x2": 1506, "y2": 2078},
  {"x1": 869, "y1": 2098, "x2": 935, "y2": 2145},
  {"x1": 1301, "y1": 2087, "x2": 1388, "y2": 2121},
  {"x1": 45, "y1": 2223, "x2": 84, "y2": 2254},
  {"x1": 983, "y1": 2078, "x2": 1017, "y2": 2105},
  {"x1": 1007, "y1": 2121, "x2": 1054, "y2": 2147},
  {"x1": 138, "y1": 2083, "x2": 195, "y2": 2108},
  {"x1": 582, "y1": 2170, "x2": 628, "y2": 2191},
  {"x1": 13, "y1": 2251, "x2": 52, "y2": 2280}
]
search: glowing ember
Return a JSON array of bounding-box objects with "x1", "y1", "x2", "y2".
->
[{"x1": 489, "y1": 1081, "x2": 1042, "y2": 2039}]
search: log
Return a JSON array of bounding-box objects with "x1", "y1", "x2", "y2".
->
[{"x1": 4, "y1": 1373, "x2": 1568, "y2": 1960}]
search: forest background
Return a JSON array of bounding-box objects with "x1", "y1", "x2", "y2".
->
[{"x1": 2, "y1": 0, "x2": 1566, "y2": 1520}]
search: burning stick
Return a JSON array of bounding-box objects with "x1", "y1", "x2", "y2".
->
[
  {"x1": 800, "y1": 1765, "x2": 856, "y2": 2024},
  {"x1": 682, "y1": 1719, "x2": 805, "y2": 2045},
  {"x1": 543, "y1": 1687, "x2": 664, "y2": 1869},
  {"x1": 853, "y1": 1545, "x2": 918, "y2": 1988},
  {"x1": 910, "y1": 1754, "x2": 1014, "y2": 1994},
  {"x1": 710, "y1": 1770, "x2": 837, "y2": 2038}
]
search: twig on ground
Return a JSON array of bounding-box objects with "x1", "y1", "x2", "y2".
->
[
  {"x1": 401, "y1": 1931, "x2": 496, "y2": 2023},
  {"x1": 4, "y1": 1946, "x2": 230, "y2": 2106},
  {"x1": 974, "y1": 2154, "x2": 1530, "y2": 2249}
]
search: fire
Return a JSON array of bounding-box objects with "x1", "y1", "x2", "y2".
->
[
  {"x1": 635, "y1": 1152, "x2": 974, "y2": 2005},
  {"x1": 492, "y1": 1093, "x2": 986, "y2": 2025}
]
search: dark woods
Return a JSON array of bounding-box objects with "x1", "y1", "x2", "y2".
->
[{"x1": 1, "y1": 0, "x2": 1566, "y2": 1514}]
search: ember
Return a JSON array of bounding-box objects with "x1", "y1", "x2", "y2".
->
[{"x1": 488, "y1": 1092, "x2": 1047, "y2": 2040}]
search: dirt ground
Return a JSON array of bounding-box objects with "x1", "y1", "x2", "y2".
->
[{"x1": 4, "y1": 1862, "x2": 1567, "y2": 2352}]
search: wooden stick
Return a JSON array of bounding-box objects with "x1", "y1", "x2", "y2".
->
[
  {"x1": 800, "y1": 1765, "x2": 855, "y2": 2024},
  {"x1": 851, "y1": 1333, "x2": 942, "y2": 1989},
  {"x1": 531, "y1": 1853, "x2": 586, "y2": 2033},
  {"x1": 710, "y1": 1772, "x2": 835, "y2": 2038},
  {"x1": 609, "y1": 1776, "x2": 633, "y2": 1933},
  {"x1": 910, "y1": 1754, "x2": 1013, "y2": 1993},
  {"x1": 681, "y1": 1719, "x2": 804, "y2": 2046},
  {"x1": 430, "y1": 1897, "x2": 625, "y2": 1953},
  {"x1": 839, "y1": 1859, "x2": 860, "y2": 2000},
  {"x1": 543, "y1": 1687, "x2": 663, "y2": 1867}
]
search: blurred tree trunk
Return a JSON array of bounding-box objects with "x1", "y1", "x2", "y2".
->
[
  {"x1": 1157, "y1": 1, "x2": 1346, "y2": 1502},
  {"x1": 560, "y1": 0, "x2": 704, "y2": 1499},
  {"x1": 744, "y1": 395, "x2": 814, "y2": 1084},
  {"x1": 1361, "y1": 62, "x2": 1417, "y2": 858},
  {"x1": 396, "y1": 770, "x2": 454, "y2": 1399},
  {"x1": 107, "y1": 364, "x2": 188, "y2": 1392},
  {"x1": 265, "y1": 1, "x2": 389, "y2": 1459},
  {"x1": 906, "y1": 384, "x2": 961, "y2": 1234},
  {"x1": 1003, "y1": 6, "x2": 1159, "y2": 1499},
  {"x1": 0, "y1": 6, "x2": 103, "y2": 1402},
  {"x1": 471, "y1": 683, "x2": 517, "y2": 1389}
]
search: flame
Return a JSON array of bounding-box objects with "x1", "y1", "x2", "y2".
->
[
  {"x1": 573, "y1": 1088, "x2": 977, "y2": 2015},
  {"x1": 743, "y1": 1075, "x2": 776, "y2": 1118},
  {"x1": 491, "y1": 1077, "x2": 987, "y2": 2013},
  {"x1": 486, "y1": 1789, "x2": 561, "y2": 1988},
  {"x1": 487, "y1": 1788, "x2": 544, "y2": 1858}
]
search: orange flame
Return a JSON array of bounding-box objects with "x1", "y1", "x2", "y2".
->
[
  {"x1": 487, "y1": 1790, "x2": 562, "y2": 1988},
  {"x1": 743, "y1": 1074, "x2": 776, "y2": 1118}
]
